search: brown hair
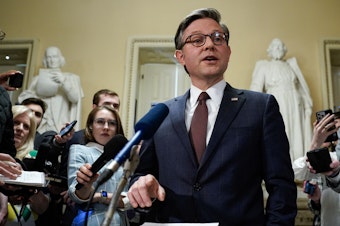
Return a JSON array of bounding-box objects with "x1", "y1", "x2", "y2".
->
[
  {"x1": 174, "y1": 8, "x2": 230, "y2": 50},
  {"x1": 84, "y1": 105, "x2": 124, "y2": 143},
  {"x1": 92, "y1": 89, "x2": 119, "y2": 105}
]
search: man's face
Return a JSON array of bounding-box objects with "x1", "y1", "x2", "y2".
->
[
  {"x1": 45, "y1": 47, "x2": 62, "y2": 69},
  {"x1": 94, "y1": 94, "x2": 120, "y2": 111},
  {"x1": 25, "y1": 104, "x2": 43, "y2": 128},
  {"x1": 175, "y1": 18, "x2": 231, "y2": 83}
]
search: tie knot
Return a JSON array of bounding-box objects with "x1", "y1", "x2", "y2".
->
[{"x1": 198, "y1": 92, "x2": 210, "y2": 102}]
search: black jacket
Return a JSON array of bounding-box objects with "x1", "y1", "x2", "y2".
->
[{"x1": 0, "y1": 86, "x2": 16, "y2": 157}]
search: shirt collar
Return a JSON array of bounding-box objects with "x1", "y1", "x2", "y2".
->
[
  {"x1": 189, "y1": 80, "x2": 226, "y2": 107},
  {"x1": 86, "y1": 142, "x2": 104, "y2": 153}
]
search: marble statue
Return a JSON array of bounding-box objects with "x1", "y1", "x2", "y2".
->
[
  {"x1": 18, "y1": 46, "x2": 83, "y2": 133},
  {"x1": 250, "y1": 38, "x2": 313, "y2": 161}
]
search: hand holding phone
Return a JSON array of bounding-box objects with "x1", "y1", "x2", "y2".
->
[
  {"x1": 307, "y1": 147, "x2": 332, "y2": 173},
  {"x1": 8, "y1": 72, "x2": 24, "y2": 88},
  {"x1": 59, "y1": 120, "x2": 77, "y2": 137},
  {"x1": 303, "y1": 180, "x2": 316, "y2": 195},
  {"x1": 316, "y1": 109, "x2": 338, "y2": 142}
]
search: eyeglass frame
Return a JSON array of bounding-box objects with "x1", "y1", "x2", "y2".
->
[
  {"x1": 179, "y1": 31, "x2": 228, "y2": 49},
  {"x1": 93, "y1": 118, "x2": 118, "y2": 128}
]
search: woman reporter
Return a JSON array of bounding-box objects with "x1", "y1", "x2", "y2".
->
[{"x1": 68, "y1": 105, "x2": 128, "y2": 226}]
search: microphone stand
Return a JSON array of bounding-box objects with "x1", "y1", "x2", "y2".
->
[{"x1": 101, "y1": 144, "x2": 140, "y2": 226}]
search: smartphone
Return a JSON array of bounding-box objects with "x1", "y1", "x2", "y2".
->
[
  {"x1": 59, "y1": 120, "x2": 77, "y2": 137},
  {"x1": 306, "y1": 147, "x2": 332, "y2": 173},
  {"x1": 8, "y1": 72, "x2": 24, "y2": 88},
  {"x1": 303, "y1": 180, "x2": 316, "y2": 195},
  {"x1": 316, "y1": 109, "x2": 338, "y2": 142}
]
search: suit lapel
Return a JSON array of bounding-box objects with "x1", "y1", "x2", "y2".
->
[
  {"x1": 200, "y1": 83, "x2": 246, "y2": 166},
  {"x1": 170, "y1": 91, "x2": 198, "y2": 165}
]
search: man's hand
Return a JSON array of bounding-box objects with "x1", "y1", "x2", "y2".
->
[
  {"x1": 0, "y1": 70, "x2": 21, "y2": 91},
  {"x1": 310, "y1": 114, "x2": 338, "y2": 150},
  {"x1": 304, "y1": 181, "x2": 321, "y2": 203},
  {"x1": 127, "y1": 174, "x2": 166, "y2": 208},
  {"x1": 54, "y1": 122, "x2": 75, "y2": 144}
]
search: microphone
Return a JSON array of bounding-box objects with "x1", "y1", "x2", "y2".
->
[
  {"x1": 75, "y1": 134, "x2": 128, "y2": 190},
  {"x1": 96, "y1": 103, "x2": 169, "y2": 186},
  {"x1": 34, "y1": 143, "x2": 51, "y2": 172}
]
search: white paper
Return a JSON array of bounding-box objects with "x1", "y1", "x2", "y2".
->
[{"x1": 0, "y1": 171, "x2": 46, "y2": 187}]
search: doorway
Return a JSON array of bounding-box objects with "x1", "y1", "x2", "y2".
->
[
  {"x1": 122, "y1": 36, "x2": 190, "y2": 137},
  {"x1": 137, "y1": 63, "x2": 190, "y2": 120},
  {"x1": 320, "y1": 39, "x2": 340, "y2": 111},
  {"x1": 0, "y1": 38, "x2": 39, "y2": 104}
]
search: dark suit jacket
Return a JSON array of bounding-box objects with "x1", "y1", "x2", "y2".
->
[
  {"x1": 0, "y1": 86, "x2": 16, "y2": 157},
  {"x1": 131, "y1": 83, "x2": 297, "y2": 226}
]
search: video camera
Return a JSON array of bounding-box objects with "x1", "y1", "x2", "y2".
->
[{"x1": 25, "y1": 142, "x2": 68, "y2": 190}]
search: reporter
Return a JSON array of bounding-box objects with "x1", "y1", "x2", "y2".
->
[
  {"x1": 293, "y1": 113, "x2": 340, "y2": 225},
  {"x1": 5, "y1": 105, "x2": 50, "y2": 226},
  {"x1": 68, "y1": 105, "x2": 127, "y2": 226}
]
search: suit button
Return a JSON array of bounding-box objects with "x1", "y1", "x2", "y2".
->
[{"x1": 193, "y1": 182, "x2": 202, "y2": 191}]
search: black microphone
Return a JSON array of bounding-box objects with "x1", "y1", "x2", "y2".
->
[
  {"x1": 34, "y1": 143, "x2": 51, "y2": 172},
  {"x1": 96, "y1": 103, "x2": 169, "y2": 186},
  {"x1": 75, "y1": 134, "x2": 128, "y2": 190}
]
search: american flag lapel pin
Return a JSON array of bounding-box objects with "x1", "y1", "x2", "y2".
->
[{"x1": 231, "y1": 97, "x2": 238, "y2": 101}]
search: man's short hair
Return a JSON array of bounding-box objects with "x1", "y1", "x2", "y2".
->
[
  {"x1": 21, "y1": 97, "x2": 47, "y2": 114},
  {"x1": 92, "y1": 89, "x2": 119, "y2": 105},
  {"x1": 174, "y1": 8, "x2": 230, "y2": 50}
]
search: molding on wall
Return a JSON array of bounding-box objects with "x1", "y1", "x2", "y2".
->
[
  {"x1": 122, "y1": 36, "x2": 174, "y2": 137},
  {"x1": 320, "y1": 38, "x2": 340, "y2": 109}
]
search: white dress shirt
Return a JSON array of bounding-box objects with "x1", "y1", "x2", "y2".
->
[{"x1": 185, "y1": 80, "x2": 226, "y2": 146}]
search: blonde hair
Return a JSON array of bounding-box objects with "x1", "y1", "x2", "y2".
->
[{"x1": 12, "y1": 105, "x2": 36, "y2": 160}]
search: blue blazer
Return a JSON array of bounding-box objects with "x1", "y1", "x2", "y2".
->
[{"x1": 131, "y1": 83, "x2": 297, "y2": 226}]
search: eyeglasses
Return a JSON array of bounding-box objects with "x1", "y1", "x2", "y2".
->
[
  {"x1": 94, "y1": 118, "x2": 117, "y2": 128},
  {"x1": 182, "y1": 31, "x2": 228, "y2": 48}
]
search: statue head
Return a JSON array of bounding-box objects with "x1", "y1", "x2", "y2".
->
[
  {"x1": 43, "y1": 46, "x2": 66, "y2": 69},
  {"x1": 267, "y1": 38, "x2": 287, "y2": 60}
]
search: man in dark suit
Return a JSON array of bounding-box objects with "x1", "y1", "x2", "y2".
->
[{"x1": 128, "y1": 8, "x2": 297, "y2": 226}]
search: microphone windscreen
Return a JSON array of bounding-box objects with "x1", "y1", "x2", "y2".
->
[
  {"x1": 134, "y1": 103, "x2": 169, "y2": 139},
  {"x1": 90, "y1": 134, "x2": 128, "y2": 174}
]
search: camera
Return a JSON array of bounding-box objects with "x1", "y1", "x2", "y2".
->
[
  {"x1": 25, "y1": 142, "x2": 67, "y2": 189},
  {"x1": 316, "y1": 109, "x2": 338, "y2": 142},
  {"x1": 8, "y1": 72, "x2": 24, "y2": 88},
  {"x1": 303, "y1": 180, "x2": 316, "y2": 195}
]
